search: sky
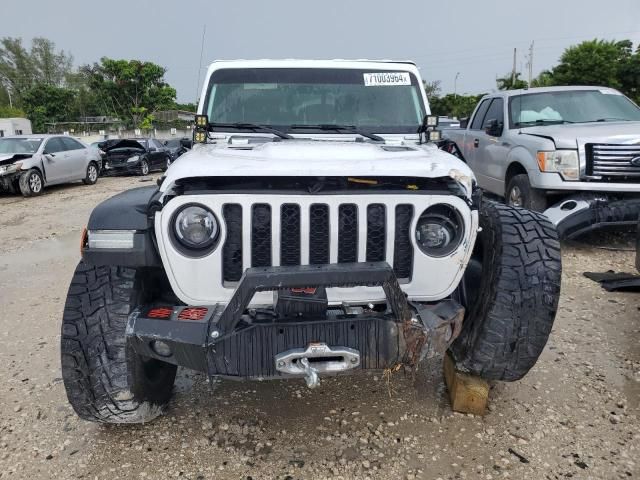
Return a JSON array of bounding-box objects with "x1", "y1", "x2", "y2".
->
[{"x1": 3, "y1": 0, "x2": 640, "y2": 102}]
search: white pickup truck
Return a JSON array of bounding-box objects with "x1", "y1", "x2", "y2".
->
[{"x1": 442, "y1": 86, "x2": 640, "y2": 238}]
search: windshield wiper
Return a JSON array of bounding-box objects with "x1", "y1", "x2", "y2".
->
[
  {"x1": 208, "y1": 122, "x2": 293, "y2": 139},
  {"x1": 289, "y1": 124, "x2": 385, "y2": 142},
  {"x1": 590, "y1": 117, "x2": 631, "y2": 123},
  {"x1": 515, "y1": 119, "x2": 574, "y2": 127}
]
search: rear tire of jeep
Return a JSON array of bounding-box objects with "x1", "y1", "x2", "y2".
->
[
  {"x1": 506, "y1": 174, "x2": 547, "y2": 212},
  {"x1": 449, "y1": 200, "x2": 562, "y2": 381},
  {"x1": 61, "y1": 262, "x2": 177, "y2": 423}
]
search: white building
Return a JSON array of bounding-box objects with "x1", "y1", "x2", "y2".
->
[{"x1": 0, "y1": 118, "x2": 32, "y2": 137}]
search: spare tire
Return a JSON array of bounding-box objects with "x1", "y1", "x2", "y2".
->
[{"x1": 449, "y1": 200, "x2": 562, "y2": 381}]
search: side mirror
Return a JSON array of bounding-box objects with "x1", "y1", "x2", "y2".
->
[
  {"x1": 459, "y1": 118, "x2": 469, "y2": 129},
  {"x1": 485, "y1": 119, "x2": 503, "y2": 137},
  {"x1": 180, "y1": 139, "x2": 193, "y2": 149}
]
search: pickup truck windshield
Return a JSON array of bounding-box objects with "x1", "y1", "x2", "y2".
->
[
  {"x1": 0, "y1": 138, "x2": 42, "y2": 154},
  {"x1": 510, "y1": 90, "x2": 640, "y2": 127},
  {"x1": 204, "y1": 68, "x2": 426, "y2": 134}
]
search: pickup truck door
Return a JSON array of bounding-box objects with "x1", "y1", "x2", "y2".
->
[
  {"x1": 463, "y1": 99, "x2": 491, "y2": 187},
  {"x1": 41, "y1": 137, "x2": 70, "y2": 184},
  {"x1": 467, "y1": 98, "x2": 509, "y2": 196}
]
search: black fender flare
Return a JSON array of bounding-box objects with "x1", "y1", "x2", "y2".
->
[{"x1": 83, "y1": 186, "x2": 162, "y2": 267}]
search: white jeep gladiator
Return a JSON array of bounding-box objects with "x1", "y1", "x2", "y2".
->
[{"x1": 60, "y1": 60, "x2": 561, "y2": 423}]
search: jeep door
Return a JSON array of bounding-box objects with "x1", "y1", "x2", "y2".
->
[
  {"x1": 42, "y1": 137, "x2": 71, "y2": 184},
  {"x1": 467, "y1": 98, "x2": 509, "y2": 196},
  {"x1": 60, "y1": 137, "x2": 89, "y2": 180}
]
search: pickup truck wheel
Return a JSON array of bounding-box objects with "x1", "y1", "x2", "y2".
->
[
  {"x1": 18, "y1": 168, "x2": 43, "y2": 197},
  {"x1": 61, "y1": 262, "x2": 177, "y2": 423},
  {"x1": 506, "y1": 174, "x2": 547, "y2": 212},
  {"x1": 449, "y1": 200, "x2": 562, "y2": 381}
]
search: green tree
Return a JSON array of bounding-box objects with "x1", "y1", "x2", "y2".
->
[
  {"x1": 0, "y1": 104, "x2": 25, "y2": 117},
  {"x1": 619, "y1": 44, "x2": 640, "y2": 103},
  {"x1": 496, "y1": 72, "x2": 528, "y2": 90},
  {"x1": 531, "y1": 70, "x2": 554, "y2": 88},
  {"x1": 30, "y1": 37, "x2": 73, "y2": 86},
  {"x1": 22, "y1": 84, "x2": 76, "y2": 132},
  {"x1": 0, "y1": 37, "x2": 36, "y2": 106},
  {"x1": 82, "y1": 58, "x2": 176, "y2": 127},
  {"x1": 430, "y1": 94, "x2": 484, "y2": 118},
  {"x1": 174, "y1": 102, "x2": 197, "y2": 112},
  {"x1": 550, "y1": 39, "x2": 632, "y2": 89}
]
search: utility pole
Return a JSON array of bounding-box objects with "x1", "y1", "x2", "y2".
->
[
  {"x1": 7, "y1": 88, "x2": 12, "y2": 109},
  {"x1": 526, "y1": 41, "x2": 535, "y2": 87},
  {"x1": 511, "y1": 48, "x2": 517, "y2": 88},
  {"x1": 454, "y1": 72, "x2": 460, "y2": 99}
]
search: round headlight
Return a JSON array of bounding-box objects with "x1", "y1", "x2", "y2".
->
[
  {"x1": 173, "y1": 205, "x2": 218, "y2": 250},
  {"x1": 415, "y1": 205, "x2": 464, "y2": 257}
]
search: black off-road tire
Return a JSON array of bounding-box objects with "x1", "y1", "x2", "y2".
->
[
  {"x1": 450, "y1": 200, "x2": 562, "y2": 381},
  {"x1": 506, "y1": 174, "x2": 548, "y2": 212},
  {"x1": 18, "y1": 168, "x2": 44, "y2": 197},
  {"x1": 82, "y1": 162, "x2": 99, "y2": 185},
  {"x1": 61, "y1": 262, "x2": 177, "y2": 423}
]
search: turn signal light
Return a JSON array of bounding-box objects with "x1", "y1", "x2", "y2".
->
[
  {"x1": 148, "y1": 307, "x2": 173, "y2": 319},
  {"x1": 178, "y1": 307, "x2": 208, "y2": 321}
]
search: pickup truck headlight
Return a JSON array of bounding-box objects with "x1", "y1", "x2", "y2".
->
[
  {"x1": 127, "y1": 155, "x2": 140, "y2": 163},
  {"x1": 536, "y1": 150, "x2": 579, "y2": 181},
  {"x1": 0, "y1": 162, "x2": 22, "y2": 176}
]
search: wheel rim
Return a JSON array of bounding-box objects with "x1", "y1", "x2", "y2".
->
[
  {"x1": 142, "y1": 162, "x2": 149, "y2": 175},
  {"x1": 508, "y1": 186, "x2": 523, "y2": 207},
  {"x1": 30, "y1": 173, "x2": 42, "y2": 193},
  {"x1": 88, "y1": 165, "x2": 97, "y2": 182}
]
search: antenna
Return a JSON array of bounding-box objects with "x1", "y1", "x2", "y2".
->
[{"x1": 195, "y1": 25, "x2": 207, "y2": 106}]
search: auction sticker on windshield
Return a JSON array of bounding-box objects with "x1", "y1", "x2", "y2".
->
[{"x1": 364, "y1": 72, "x2": 411, "y2": 86}]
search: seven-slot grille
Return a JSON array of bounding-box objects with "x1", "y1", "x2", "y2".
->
[
  {"x1": 222, "y1": 203, "x2": 414, "y2": 283},
  {"x1": 586, "y1": 143, "x2": 640, "y2": 180}
]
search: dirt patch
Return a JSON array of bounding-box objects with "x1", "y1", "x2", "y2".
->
[{"x1": 0, "y1": 178, "x2": 638, "y2": 480}]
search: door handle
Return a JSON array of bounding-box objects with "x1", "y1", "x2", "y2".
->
[{"x1": 473, "y1": 139, "x2": 479, "y2": 148}]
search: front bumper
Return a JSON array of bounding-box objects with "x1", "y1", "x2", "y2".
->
[
  {"x1": 0, "y1": 172, "x2": 20, "y2": 192},
  {"x1": 126, "y1": 262, "x2": 464, "y2": 382},
  {"x1": 101, "y1": 160, "x2": 142, "y2": 175},
  {"x1": 544, "y1": 194, "x2": 640, "y2": 239}
]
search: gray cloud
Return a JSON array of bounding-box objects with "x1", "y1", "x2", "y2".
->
[{"x1": 4, "y1": 0, "x2": 640, "y2": 101}]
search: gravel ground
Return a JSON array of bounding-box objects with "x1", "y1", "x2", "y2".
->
[{"x1": 0, "y1": 177, "x2": 638, "y2": 480}]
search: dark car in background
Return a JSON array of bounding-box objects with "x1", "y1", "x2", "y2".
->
[
  {"x1": 163, "y1": 137, "x2": 192, "y2": 162},
  {"x1": 100, "y1": 138, "x2": 171, "y2": 175}
]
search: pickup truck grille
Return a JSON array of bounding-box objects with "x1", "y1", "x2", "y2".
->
[
  {"x1": 222, "y1": 202, "x2": 414, "y2": 283},
  {"x1": 586, "y1": 143, "x2": 640, "y2": 180}
]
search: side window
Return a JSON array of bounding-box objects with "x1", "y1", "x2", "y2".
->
[
  {"x1": 45, "y1": 137, "x2": 66, "y2": 153},
  {"x1": 470, "y1": 100, "x2": 491, "y2": 130},
  {"x1": 482, "y1": 98, "x2": 505, "y2": 129},
  {"x1": 61, "y1": 137, "x2": 85, "y2": 151},
  {"x1": 151, "y1": 139, "x2": 162, "y2": 149}
]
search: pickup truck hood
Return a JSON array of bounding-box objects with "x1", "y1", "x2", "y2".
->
[
  {"x1": 160, "y1": 140, "x2": 474, "y2": 193},
  {"x1": 520, "y1": 121, "x2": 640, "y2": 149}
]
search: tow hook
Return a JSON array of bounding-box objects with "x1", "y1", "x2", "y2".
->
[{"x1": 274, "y1": 343, "x2": 360, "y2": 389}]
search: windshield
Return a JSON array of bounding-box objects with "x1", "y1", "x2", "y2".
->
[
  {"x1": 204, "y1": 68, "x2": 426, "y2": 134},
  {"x1": 510, "y1": 90, "x2": 640, "y2": 127},
  {"x1": 165, "y1": 139, "x2": 180, "y2": 148},
  {"x1": 0, "y1": 138, "x2": 43, "y2": 154}
]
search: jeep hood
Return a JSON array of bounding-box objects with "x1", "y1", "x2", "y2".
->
[
  {"x1": 160, "y1": 141, "x2": 474, "y2": 193},
  {"x1": 0, "y1": 153, "x2": 33, "y2": 166},
  {"x1": 520, "y1": 121, "x2": 640, "y2": 149}
]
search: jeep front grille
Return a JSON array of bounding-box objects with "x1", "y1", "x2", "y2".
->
[
  {"x1": 222, "y1": 202, "x2": 415, "y2": 282},
  {"x1": 586, "y1": 143, "x2": 640, "y2": 181}
]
